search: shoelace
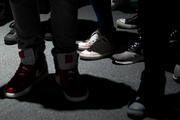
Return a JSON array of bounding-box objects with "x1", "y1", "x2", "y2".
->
[
  {"x1": 169, "y1": 29, "x2": 178, "y2": 39},
  {"x1": 9, "y1": 21, "x2": 15, "y2": 28},
  {"x1": 128, "y1": 42, "x2": 142, "y2": 53},
  {"x1": 8, "y1": 28, "x2": 16, "y2": 35},
  {"x1": 86, "y1": 32, "x2": 100, "y2": 45},
  {"x1": 126, "y1": 15, "x2": 138, "y2": 24},
  {"x1": 88, "y1": 36, "x2": 111, "y2": 53}
]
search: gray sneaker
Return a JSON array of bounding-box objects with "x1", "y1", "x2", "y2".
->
[
  {"x1": 79, "y1": 33, "x2": 114, "y2": 60},
  {"x1": 127, "y1": 96, "x2": 147, "y2": 119},
  {"x1": 112, "y1": 42, "x2": 143, "y2": 65},
  {"x1": 173, "y1": 64, "x2": 180, "y2": 83}
]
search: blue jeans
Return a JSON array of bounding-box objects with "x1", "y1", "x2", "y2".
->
[
  {"x1": 9, "y1": 0, "x2": 78, "y2": 53},
  {"x1": 89, "y1": 0, "x2": 115, "y2": 39}
]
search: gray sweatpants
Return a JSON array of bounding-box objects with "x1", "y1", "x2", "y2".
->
[{"x1": 9, "y1": 0, "x2": 78, "y2": 53}]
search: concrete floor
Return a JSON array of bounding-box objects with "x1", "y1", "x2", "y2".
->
[{"x1": 0, "y1": 5, "x2": 180, "y2": 120}]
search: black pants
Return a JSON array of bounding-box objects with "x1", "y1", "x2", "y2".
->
[
  {"x1": 0, "y1": 0, "x2": 12, "y2": 20},
  {"x1": 137, "y1": 0, "x2": 180, "y2": 100}
]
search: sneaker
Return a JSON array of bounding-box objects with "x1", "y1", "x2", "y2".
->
[
  {"x1": 116, "y1": 15, "x2": 138, "y2": 29},
  {"x1": 173, "y1": 64, "x2": 180, "y2": 83},
  {"x1": 4, "y1": 21, "x2": 18, "y2": 45},
  {"x1": 78, "y1": 30, "x2": 100, "y2": 51},
  {"x1": 111, "y1": 0, "x2": 121, "y2": 10},
  {"x1": 53, "y1": 51, "x2": 89, "y2": 102},
  {"x1": 127, "y1": 96, "x2": 147, "y2": 119},
  {"x1": 79, "y1": 33, "x2": 114, "y2": 60},
  {"x1": 112, "y1": 41, "x2": 143, "y2": 65},
  {"x1": 168, "y1": 29, "x2": 179, "y2": 51},
  {"x1": 4, "y1": 48, "x2": 48, "y2": 98}
]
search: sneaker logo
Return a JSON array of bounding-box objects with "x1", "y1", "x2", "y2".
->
[
  {"x1": 19, "y1": 51, "x2": 24, "y2": 58},
  {"x1": 65, "y1": 55, "x2": 73, "y2": 63}
]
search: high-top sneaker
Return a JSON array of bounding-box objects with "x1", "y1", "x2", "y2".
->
[
  {"x1": 4, "y1": 48, "x2": 48, "y2": 98},
  {"x1": 53, "y1": 51, "x2": 88, "y2": 102}
]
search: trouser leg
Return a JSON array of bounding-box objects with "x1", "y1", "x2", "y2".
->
[{"x1": 9, "y1": 0, "x2": 44, "y2": 51}]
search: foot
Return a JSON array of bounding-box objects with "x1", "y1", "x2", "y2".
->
[
  {"x1": 79, "y1": 32, "x2": 114, "y2": 60},
  {"x1": 4, "y1": 21, "x2": 18, "y2": 45},
  {"x1": 116, "y1": 15, "x2": 138, "y2": 29},
  {"x1": 4, "y1": 48, "x2": 48, "y2": 98},
  {"x1": 112, "y1": 41, "x2": 143, "y2": 65},
  {"x1": 53, "y1": 51, "x2": 89, "y2": 102}
]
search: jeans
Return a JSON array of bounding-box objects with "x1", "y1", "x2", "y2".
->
[
  {"x1": 89, "y1": 0, "x2": 115, "y2": 39},
  {"x1": 9, "y1": 0, "x2": 78, "y2": 53}
]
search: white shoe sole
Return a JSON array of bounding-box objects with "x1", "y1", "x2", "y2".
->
[
  {"x1": 113, "y1": 56, "x2": 144, "y2": 65},
  {"x1": 80, "y1": 52, "x2": 113, "y2": 60}
]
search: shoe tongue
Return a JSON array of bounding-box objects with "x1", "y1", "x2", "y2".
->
[{"x1": 19, "y1": 48, "x2": 35, "y2": 65}]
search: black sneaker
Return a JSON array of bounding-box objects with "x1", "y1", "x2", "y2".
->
[
  {"x1": 116, "y1": 15, "x2": 138, "y2": 29},
  {"x1": 112, "y1": 38, "x2": 143, "y2": 65},
  {"x1": 168, "y1": 29, "x2": 179, "y2": 50},
  {"x1": 4, "y1": 21, "x2": 18, "y2": 45}
]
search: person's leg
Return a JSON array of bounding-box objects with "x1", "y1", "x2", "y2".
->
[
  {"x1": 0, "y1": 0, "x2": 13, "y2": 26},
  {"x1": 127, "y1": 0, "x2": 170, "y2": 119},
  {"x1": 90, "y1": 0, "x2": 115, "y2": 38},
  {"x1": 170, "y1": 1, "x2": 180, "y2": 82},
  {"x1": 10, "y1": 0, "x2": 43, "y2": 49},
  {"x1": 51, "y1": 0, "x2": 88, "y2": 102},
  {"x1": 78, "y1": 0, "x2": 116, "y2": 60},
  {"x1": 4, "y1": 0, "x2": 48, "y2": 98}
]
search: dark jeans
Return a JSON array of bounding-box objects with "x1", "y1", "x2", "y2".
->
[
  {"x1": 89, "y1": 0, "x2": 115, "y2": 39},
  {"x1": 0, "y1": 0, "x2": 12, "y2": 21},
  {"x1": 138, "y1": 0, "x2": 180, "y2": 100},
  {"x1": 9, "y1": 0, "x2": 78, "y2": 53}
]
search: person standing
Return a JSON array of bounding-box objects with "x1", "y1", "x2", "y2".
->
[
  {"x1": 5, "y1": 0, "x2": 88, "y2": 102},
  {"x1": 127, "y1": 0, "x2": 180, "y2": 119}
]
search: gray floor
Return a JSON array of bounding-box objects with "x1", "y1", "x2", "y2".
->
[{"x1": 0, "y1": 5, "x2": 180, "y2": 120}]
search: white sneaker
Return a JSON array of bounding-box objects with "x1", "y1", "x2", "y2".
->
[
  {"x1": 78, "y1": 30, "x2": 100, "y2": 51},
  {"x1": 116, "y1": 15, "x2": 138, "y2": 29},
  {"x1": 80, "y1": 34, "x2": 114, "y2": 60}
]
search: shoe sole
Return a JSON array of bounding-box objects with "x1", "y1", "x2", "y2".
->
[
  {"x1": 5, "y1": 64, "x2": 49, "y2": 98},
  {"x1": 113, "y1": 56, "x2": 144, "y2": 65},
  {"x1": 127, "y1": 109, "x2": 147, "y2": 120},
  {"x1": 80, "y1": 52, "x2": 113, "y2": 60},
  {"x1": 78, "y1": 47, "x2": 89, "y2": 51},
  {"x1": 4, "y1": 40, "x2": 17, "y2": 45}
]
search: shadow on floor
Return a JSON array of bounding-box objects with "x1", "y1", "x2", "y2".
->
[{"x1": 0, "y1": 74, "x2": 136, "y2": 111}]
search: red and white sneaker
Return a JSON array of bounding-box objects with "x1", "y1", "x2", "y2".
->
[
  {"x1": 4, "y1": 48, "x2": 48, "y2": 98},
  {"x1": 53, "y1": 51, "x2": 89, "y2": 102}
]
